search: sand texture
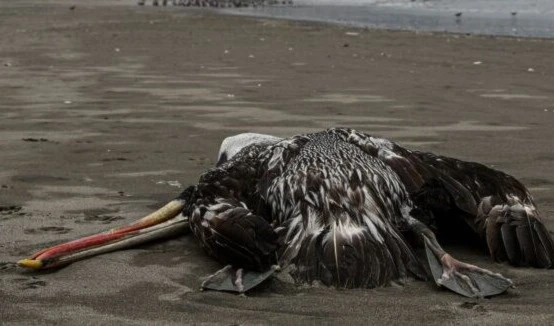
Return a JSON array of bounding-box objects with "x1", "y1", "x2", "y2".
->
[{"x1": 1, "y1": 1, "x2": 554, "y2": 325}]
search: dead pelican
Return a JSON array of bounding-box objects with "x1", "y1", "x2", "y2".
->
[{"x1": 18, "y1": 128, "x2": 554, "y2": 297}]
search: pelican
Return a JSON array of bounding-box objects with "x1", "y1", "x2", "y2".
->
[{"x1": 18, "y1": 128, "x2": 554, "y2": 297}]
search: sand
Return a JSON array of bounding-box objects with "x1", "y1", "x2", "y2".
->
[{"x1": 1, "y1": 1, "x2": 554, "y2": 324}]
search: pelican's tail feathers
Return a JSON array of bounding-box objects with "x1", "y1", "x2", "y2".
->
[{"x1": 288, "y1": 219, "x2": 426, "y2": 288}]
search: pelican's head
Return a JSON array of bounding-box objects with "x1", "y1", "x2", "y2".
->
[{"x1": 217, "y1": 133, "x2": 282, "y2": 166}]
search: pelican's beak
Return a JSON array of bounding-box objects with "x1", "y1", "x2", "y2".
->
[{"x1": 18, "y1": 199, "x2": 188, "y2": 270}]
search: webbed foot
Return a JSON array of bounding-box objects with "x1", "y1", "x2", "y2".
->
[
  {"x1": 424, "y1": 238, "x2": 514, "y2": 298},
  {"x1": 201, "y1": 265, "x2": 279, "y2": 293}
]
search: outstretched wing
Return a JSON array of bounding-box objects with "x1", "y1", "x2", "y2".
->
[{"x1": 334, "y1": 128, "x2": 554, "y2": 268}]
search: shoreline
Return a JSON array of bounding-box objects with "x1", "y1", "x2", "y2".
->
[
  {"x1": 221, "y1": 4, "x2": 554, "y2": 39},
  {"x1": 6, "y1": 0, "x2": 553, "y2": 39}
]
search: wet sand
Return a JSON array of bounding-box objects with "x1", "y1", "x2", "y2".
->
[{"x1": 1, "y1": 1, "x2": 554, "y2": 324}]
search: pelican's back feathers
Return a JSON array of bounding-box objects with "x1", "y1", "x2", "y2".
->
[{"x1": 259, "y1": 131, "x2": 425, "y2": 287}]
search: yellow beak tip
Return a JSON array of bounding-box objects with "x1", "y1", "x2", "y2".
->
[{"x1": 17, "y1": 259, "x2": 43, "y2": 270}]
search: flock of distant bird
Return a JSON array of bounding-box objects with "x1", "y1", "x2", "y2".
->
[
  {"x1": 455, "y1": 12, "x2": 517, "y2": 18},
  {"x1": 137, "y1": 1, "x2": 517, "y2": 18},
  {"x1": 138, "y1": 0, "x2": 292, "y2": 7}
]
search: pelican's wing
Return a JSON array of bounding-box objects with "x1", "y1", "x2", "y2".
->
[
  {"x1": 334, "y1": 128, "x2": 554, "y2": 268},
  {"x1": 181, "y1": 143, "x2": 277, "y2": 271}
]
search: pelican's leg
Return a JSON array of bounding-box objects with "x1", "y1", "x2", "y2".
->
[{"x1": 411, "y1": 220, "x2": 513, "y2": 298}]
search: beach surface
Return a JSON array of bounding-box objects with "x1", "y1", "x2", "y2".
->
[{"x1": 1, "y1": 1, "x2": 554, "y2": 324}]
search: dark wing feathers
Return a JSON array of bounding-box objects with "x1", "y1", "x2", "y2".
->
[
  {"x1": 484, "y1": 200, "x2": 554, "y2": 268},
  {"x1": 181, "y1": 144, "x2": 278, "y2": 271},
  {"x1": 336, "y1": 128, "x2": 554, "y2": 268},
  {"x1": 534, "y1": 222, "x2": 554, "y2": 267},
  {"x1": 186, "y1": 191, "x2": 277, "y2": 270}
]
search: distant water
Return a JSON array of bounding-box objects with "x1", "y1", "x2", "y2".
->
[{"x1": 223, "y1": 0, "x2": 554, "y2": 38}]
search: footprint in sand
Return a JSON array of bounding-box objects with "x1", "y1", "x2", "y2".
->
[
  {"x1": 65, "y1": 208, "x2": 125, "y2": 225},
  {"x1": 0, "y1": 205, "x2": 22, "y2": 215},
  {"x1": 13, "y1": 174, "x2": 69, "y2": 183},
  {"x1": 0, "y1": 262, "x2": 17, "y2": 271},
  {"x1": 101, "y1": 157, "x2": 130, "y2": 162},
  {"x1": 24, "y1": 226, "x2": 72, "y2": 235},
  {"x1": 459, "y1": 302, "x2": 488, "y2": 313},
  {"x1": 12, "y1": 276, "x2": 47, "y2": 290},
  {"x1": 0, "y1": 205, "x2": 24, "y2": 221},
  {"x1": 74, "y1": 214, "x2": 125, "y2": 224},
  {"x1": 158, "y1": 287, "x2": 194, "y2": 302}
]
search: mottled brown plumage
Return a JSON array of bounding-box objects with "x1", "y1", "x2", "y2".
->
[{"x1": 178, "y1": 128, "x2": 554, "y2": 291}]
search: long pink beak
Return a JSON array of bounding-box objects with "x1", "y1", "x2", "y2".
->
[{"x1": 18, "y1": 199, "x2": 187, "y2": 270}]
